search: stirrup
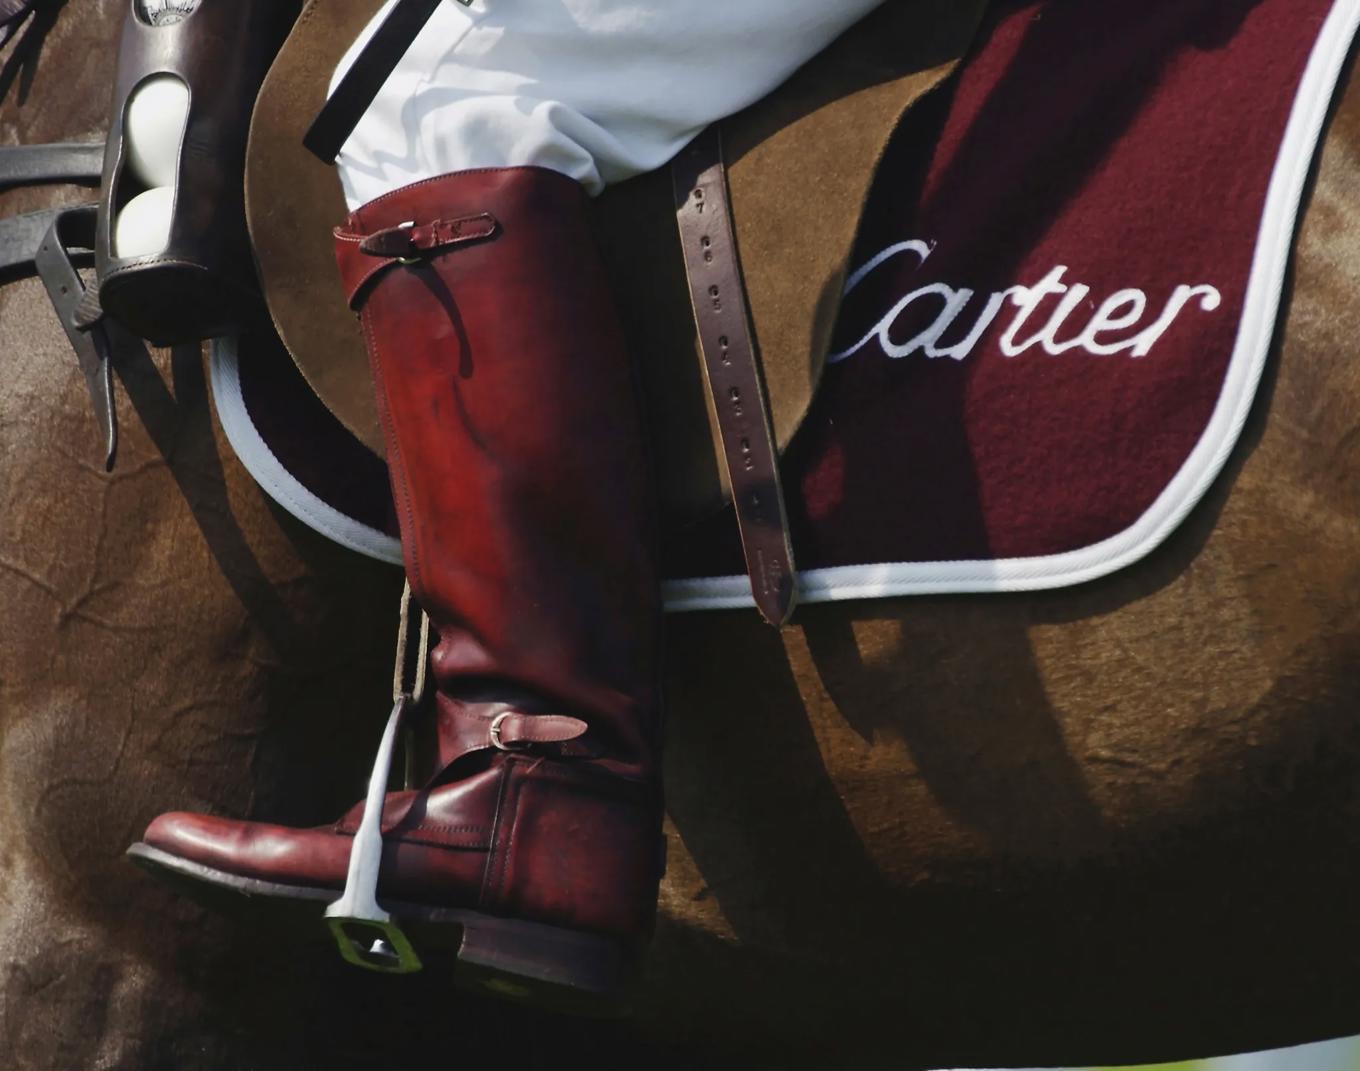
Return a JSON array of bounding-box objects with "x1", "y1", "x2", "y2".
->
[{"x1": 324, "y1": 584, "x2": 429, "y2": 974}]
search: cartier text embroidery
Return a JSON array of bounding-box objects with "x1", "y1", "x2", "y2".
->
[{"x1": 830, "y1": 240, "x2": 1223, "y2": 364}]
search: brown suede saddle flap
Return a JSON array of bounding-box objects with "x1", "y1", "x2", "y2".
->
[{"x1": 245, "y1": 0, "x2": 987, "y2": 524}]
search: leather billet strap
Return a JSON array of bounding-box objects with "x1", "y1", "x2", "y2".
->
[
  {"x1": 672, "y1": 126, "x2": 798, "y2": 627},
  {"x1": 0, "y1": 142, "x2": 104, "y2": 191},
  {"x1": 30, "y1": 204, "x2": 119, "y2": 471},
  {"x1": 305, "y1": 0, "x2": 473, "y2": 164}
]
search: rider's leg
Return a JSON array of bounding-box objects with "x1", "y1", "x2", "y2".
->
[{"x1": 330, "y1": 0, "x2": 888, "y2": 206}]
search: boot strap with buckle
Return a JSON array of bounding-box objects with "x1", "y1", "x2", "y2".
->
[
  {"x1": 440, "y1": 704, "x2": 589, "y2": 762},
  {"x1": 335, "y1": 211, "x2": 501, "y2": 307}
]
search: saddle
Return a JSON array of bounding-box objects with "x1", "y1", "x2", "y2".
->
[{"x1": 1, "y1": 0, "x2": 988, "y2": 621}]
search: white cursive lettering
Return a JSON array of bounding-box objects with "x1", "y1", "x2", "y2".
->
[{"x1": 829, "y1": 240, "x2": 1222, "y2": 365}]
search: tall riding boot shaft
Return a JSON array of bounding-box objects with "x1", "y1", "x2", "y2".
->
[
  {"x1": 338, "y1": 167, "x2": 660, "y2": 780},
  {"x1": 334, "y1": 166, "x2": 665, "y2": 929},
  {"x1": 132, "y1": 167, "x2": 666, "y2": 996}
]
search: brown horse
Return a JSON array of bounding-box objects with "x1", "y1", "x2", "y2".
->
[{"x1": 5, "y1": 3, "x2": 1360, "y2": 1068}]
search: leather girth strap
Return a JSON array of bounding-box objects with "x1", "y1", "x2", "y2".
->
[{"x1": 672, "y1": 126, "x2": 798, "y2": 627}]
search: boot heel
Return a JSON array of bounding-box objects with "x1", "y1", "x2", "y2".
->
[{"x1": 453, "y1": 913, "x2": 633, "y2": 1013}]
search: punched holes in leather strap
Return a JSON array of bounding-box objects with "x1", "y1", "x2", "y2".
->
[{"x1": 673, "y1": 125, "x2": 799, "y2": 627}]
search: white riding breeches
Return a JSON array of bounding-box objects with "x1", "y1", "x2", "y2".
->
[{"x1": 330, "y1": 0, "x2": 886, "y2": 210}]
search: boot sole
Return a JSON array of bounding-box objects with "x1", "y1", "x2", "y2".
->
[{"x1": 126, "y1": 842, "x2": 636, "y2": 1015}]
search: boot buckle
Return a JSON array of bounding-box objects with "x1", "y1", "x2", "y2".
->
[{"x1": 489, "y1": 710, "x2": 531, "y2": 751}]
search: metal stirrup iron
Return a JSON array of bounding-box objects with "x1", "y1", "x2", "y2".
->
[{"x1": 324, "y1": 582, "x2": 430, "y2": 974}]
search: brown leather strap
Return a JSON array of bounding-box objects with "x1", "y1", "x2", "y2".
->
[
  {"x1": 672, "y1": 126, "x2": 798, "y2": 626},
  {"x1": 440, "y1": 705, "x2": 590, "y2": 767}
]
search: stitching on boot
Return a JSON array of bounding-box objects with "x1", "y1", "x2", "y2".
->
[{"x1": 479, "y1": 761, "x2": 517, "y2": 909}]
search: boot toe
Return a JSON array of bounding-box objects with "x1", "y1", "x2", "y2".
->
[
  {"x1": 139, "y1": 811, "x2": 347, "y2": 891},
  {"x1": 143, "y1": 811, "x2": 247, "y2": 864}
]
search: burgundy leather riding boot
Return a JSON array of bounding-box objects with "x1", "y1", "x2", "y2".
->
[{"x1": 129, "y1": 167, "x2": 665, "y2": 1006}]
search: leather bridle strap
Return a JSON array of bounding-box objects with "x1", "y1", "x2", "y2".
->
[
  {"x1": 672, "y1": 125, "x2": 798, "y2": 627},
  {"x1": 304, "y1": 0, "x2": 472, "y2": 165}
]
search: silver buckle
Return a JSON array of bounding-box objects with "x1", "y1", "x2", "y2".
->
[
  {"x1": 394, "y1": 220, "x2": 422, "y2": 266},
  {"x1": 489, "y1": 709, "x2": 530, "y2": 751}
]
